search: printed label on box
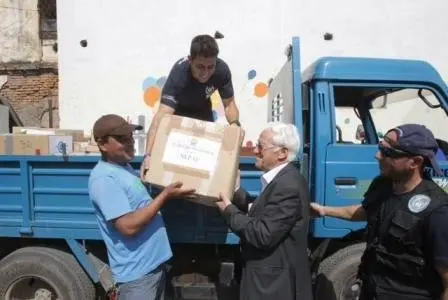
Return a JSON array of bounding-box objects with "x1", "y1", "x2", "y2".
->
[{"x1": 162, "y1": 131, "x2": 221, "y2": 173}]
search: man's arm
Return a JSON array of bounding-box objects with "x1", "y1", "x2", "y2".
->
[
  {"x1": 222, "y1": 96, "x2": 240, "y2": 125},
  {"x1": 140, "y1": 104, "x2": 175, "y2": 179},
  {"x1": 91, "y1": 176, "x2": 166, "y2": 236},
  {"x1": 114, "y1": 189, "x2": 171, "y2": 236},
  {"x1": 145, "y1": 61, "x2": 182, "y2": 156},
  {"x1": 232, "y1": 187, "x2": 250, "y2": 213},
  {"x1": 426, "y1": 207, "x2": 448, "y2": 300},
  {"x1": 438, "y1": 267, "x2": 448, "y2": 300},
  {"x1": 91, "y1": 177, "x2": 194, "y2": 237},
  {"x1": 223, "y1": 186, "x2": 303, "y2": 249},
  {"x1": 310, "y1": 203, "x2": 367, "y2": 221},
  {"x1": 145, "y1": 104, "x2": 175, "y2": 155},
  {"x1": 218, "y1": 62, "x2": 239, "y2": 125}
]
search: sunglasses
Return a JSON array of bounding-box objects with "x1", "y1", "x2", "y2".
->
[
  {"x1": 378, "y1": 143, "x2": 414, "y2": 159},
  {"x1": 108, "y1": 135, "x2": 134, "y2": 144}
]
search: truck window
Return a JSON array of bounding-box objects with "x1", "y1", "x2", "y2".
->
[
  {"x1": 333, "y1": 85, "x2": 448, "y2": 159},
  {"x1": 334, "y1": 107, "x2": 364, "y2": 144},
  {"x1": 369, "y1": 88, "x2": 448, "y2": 158},
  {"x1": 333, "y1": 86, "x2": 370, "y2": 144}
]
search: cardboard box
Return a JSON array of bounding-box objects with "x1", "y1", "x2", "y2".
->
[
  {"x1": 13, "y1": 127, "x2": 85, "y2": 142},
  {"x1": 145, "y1": 115, "x2": 243, "y2": 205},
  {"x1": 0, "y1": 134, "x2": 73, "y2": 155},
  {"x1": 73, "y1": 141, "x2": 100, "y2": 154}
]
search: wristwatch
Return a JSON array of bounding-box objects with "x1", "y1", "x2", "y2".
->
[{"x1": 230, "y1": 120, "x2": 241, "y2": 127}]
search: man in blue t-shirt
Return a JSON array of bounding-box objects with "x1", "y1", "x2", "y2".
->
[
  {"x1": 88, "y1": 114, "x2": 195, "y2": 300},
  {"x1": 141, "y1": 34, "x2": 241, "y2": 179}
]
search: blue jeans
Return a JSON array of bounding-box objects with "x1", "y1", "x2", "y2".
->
[{"x1": 117, "y1": 264, "x2": 166, "y2": 300}]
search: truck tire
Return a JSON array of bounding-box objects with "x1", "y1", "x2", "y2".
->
[
  {"x1": 314, "y1": 243, "x2": 366, "y2": 300},
  {"x1": 0, "y1": 246, "x2": 96, "y2": 300}
]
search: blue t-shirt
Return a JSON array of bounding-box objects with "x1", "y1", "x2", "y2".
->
[{"x1": 88, "y1": 160, "x2": 172, "y2": 283}]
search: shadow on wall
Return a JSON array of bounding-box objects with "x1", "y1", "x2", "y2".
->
[{"x1": 20, "y1": 96, "x2": 59, "y2": 127}]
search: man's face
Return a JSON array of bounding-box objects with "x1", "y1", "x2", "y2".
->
[
  {"x1": 98, "y1": 133, "x2": 135, "y2": 164},
  {"x1": 375, "y1": 131, "x2": 421, "y2": 180},
  {"x1": 189, "y1": 55, "x2": 217, "y2": 83},
  {"x1": 253, "y1": 129, "x2": 288, "y2": 172}
]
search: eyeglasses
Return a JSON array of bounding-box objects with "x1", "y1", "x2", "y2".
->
[
  {"x1": 255, "y1": 143, "x2": 273, "y2": 151},
  {"x1": 108, "y1": 135, "x2": 134, "y2": 144},
  {"x1": 378, "y1": 143, "x2": 413, "y2": 159}
]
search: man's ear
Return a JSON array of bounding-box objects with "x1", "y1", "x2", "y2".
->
[
  {"x1": 410, "y1": 156, "x2": 424, "y2": 170},
  {"x1": 97, "y1": 138, "x2": 108, "y2": 152},
  {"x1": 278, "y1": 147, "x2": 289, "y2": 161}
]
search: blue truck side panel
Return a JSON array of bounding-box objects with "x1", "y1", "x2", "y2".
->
[{"x1": 0, "y1": 155, "x2": 262, "y2": 244}]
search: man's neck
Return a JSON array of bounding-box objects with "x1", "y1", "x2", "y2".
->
[{"x1": 392, "y1": 173, "x2": 423, "y2": 195}]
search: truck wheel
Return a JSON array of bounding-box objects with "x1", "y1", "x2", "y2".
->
[
  {"x1": 314, "y1": 243, "x2": 366, "y2": 300},
  {"x1": 0, "y1": 246, "x2": 96, "y2": 300}
]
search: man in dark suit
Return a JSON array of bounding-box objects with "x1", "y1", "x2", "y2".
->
[{"x1": 216, "y1": 123, "x2": 313, "y2": 300}]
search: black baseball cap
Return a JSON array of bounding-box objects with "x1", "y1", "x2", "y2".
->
[
  {"x1": 387, "y1": 124, "x2": 442, "y2": 176},
  {"x1": 93, "y1": 114, "x2": 143, "y2": 141}
]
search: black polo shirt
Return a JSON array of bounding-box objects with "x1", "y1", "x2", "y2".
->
[{"x1": 160, "y1": 57, "x2": 234, "y2": 122}]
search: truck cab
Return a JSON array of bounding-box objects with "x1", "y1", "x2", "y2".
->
[{"x1": 267, "y1": 37, "x2": 448, "y2": 299}]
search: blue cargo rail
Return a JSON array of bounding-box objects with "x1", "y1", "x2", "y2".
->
[{"x1": 0, "y1": 155, "x2": 262, "y2": 244}]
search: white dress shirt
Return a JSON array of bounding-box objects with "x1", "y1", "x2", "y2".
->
[
  {"x1": 248, "y1": 163, "x2": 288, "y2": 211},
  {"x1": 261, "y1": 163, "x2": 288, "y2": 192}
]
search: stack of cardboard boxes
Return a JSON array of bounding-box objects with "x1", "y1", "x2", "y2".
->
[{"x1": 0, "y1": 127, "x2": 100, "y2": 155}]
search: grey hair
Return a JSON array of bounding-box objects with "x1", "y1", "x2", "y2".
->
[{"x1": 266, "y1": 122, "x2": 301, "y2": 161}]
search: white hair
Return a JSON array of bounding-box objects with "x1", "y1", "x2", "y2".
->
[{"x1": 265, "y1": 122, "x2": 301, "y2": 161}]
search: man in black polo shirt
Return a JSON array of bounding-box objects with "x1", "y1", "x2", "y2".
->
[
  {"x1": 141, "y1": 34, "x2": 241, "y2": 178},
  {"x1": 311, "y1": 124, "x2": 448, "y2": 300}
]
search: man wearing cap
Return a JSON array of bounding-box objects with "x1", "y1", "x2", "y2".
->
[
  {"x1": 140, "y1": 34, "x2": 241, "y2": 179},
  {"x1": 311, "y1": 124, "x2": 448, "y2": 300},
  {"x1": 88, "y1": 114, "x2": 195, "y2": 300}
]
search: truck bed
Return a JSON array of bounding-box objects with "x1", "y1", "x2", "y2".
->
[{"x1": 0, "y1": 155, "x2": 262, "y2": 244}]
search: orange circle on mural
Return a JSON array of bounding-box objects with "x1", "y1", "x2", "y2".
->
[
  {"x1": 254, "y1": 82, "x2": 268, "y2": 98},
  {"x1": 144, "y1": 87, "x2": 161, "y2": 107}
]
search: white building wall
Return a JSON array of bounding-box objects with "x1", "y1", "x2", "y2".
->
[
  {"x1": 57, "y1": 0, "x2": 448, "y2": 145},
  {"x1": 0, "y1": 0, "x2": 42, "y2": 63}
]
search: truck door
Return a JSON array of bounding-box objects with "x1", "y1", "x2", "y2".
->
[{"x1": 318, "y1": 85, "x2": 448, "y2": 238}]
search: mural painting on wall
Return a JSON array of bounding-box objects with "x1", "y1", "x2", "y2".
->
[{"x1": 142, "y1": 68, "x2": 269, "y2": 154}]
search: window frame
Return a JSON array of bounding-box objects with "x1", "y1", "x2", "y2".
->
[{"x1": 330, "y1": 82, "x2": 448, "y2": 145}]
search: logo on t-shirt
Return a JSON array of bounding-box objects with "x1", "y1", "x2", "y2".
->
[
  {"x1": 408, "y1": 194, "x2": 431, "y2": 213},
  {"x1": 205, "y1": 85, "x2": 215, "y2": 98}
]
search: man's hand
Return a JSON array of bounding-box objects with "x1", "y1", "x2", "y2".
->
[
  {"x1": 162, "y1": 181, "x2": 196, "y2": 200},
  {"x1": 310, "y1": 202, "x2": 326, "y2": 218},
  {"x1": 216, "y1": 192, "x2": 232, "y2": 212},
  {"x1": 140, "y1": 155, "x2": 151, "y2": 180}
]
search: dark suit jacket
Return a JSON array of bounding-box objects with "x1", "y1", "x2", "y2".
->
[{"x1": 224, "y1": 162, "x2": 313, "y2": 300}]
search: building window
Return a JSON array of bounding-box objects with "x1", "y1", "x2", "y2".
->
[{"x1": 39, "y1": 0, "x2": 57, "y2": 40}]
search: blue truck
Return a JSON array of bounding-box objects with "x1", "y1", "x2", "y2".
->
[{"x1": 1, "y1": 37, "x2": 448, "y2": 300}]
